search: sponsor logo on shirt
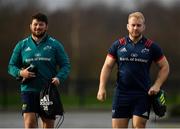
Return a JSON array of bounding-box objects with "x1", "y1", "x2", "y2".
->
[
  {"x1": 25, "y1": 47, "x2": 32, "y2": 52},
  {"x1": 43, "y1": 45, "x2": 52, "y2": 50},
  {"x1": 35, "y1": 53, "x2": 41, "y2": 57},
  {"x1": 25, "y1": 57, "x2": 51, "y2": 62},
  {"x1": 120, "y1": 47, "x2": 127, "y2": 52},
  {"x1": 119, "y1": 57, "x2": 148, "y2": 63},
  {"x1": 131, "y1": 53, "x2": 138, "y2": 57},
  {"x1": 141, "y1": 48, "x2": 149, "y2": 54}
]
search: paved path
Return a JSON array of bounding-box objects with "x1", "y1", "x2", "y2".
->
[{"x1": 0, "y1": 110, "x2": 180, "y2": 128}]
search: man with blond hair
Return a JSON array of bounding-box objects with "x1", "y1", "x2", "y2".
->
[{"x1": 97, "y1": 12, "x2": 169, "y2": 128}]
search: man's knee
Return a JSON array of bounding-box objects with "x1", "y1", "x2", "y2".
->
[
  {"x1": 112, "y1": 118, "x2": 129, "y2": 128},
  {"x1": 23, "y1": 113, "x2": 38, "y2": 128},
  {"x1": 132, "y1": 115, "x2": 147, "y2": 128},
  {"x1": 41, "y1": 117, "x2": 55, "y2": 128}
]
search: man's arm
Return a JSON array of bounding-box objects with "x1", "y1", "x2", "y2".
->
[
  {"x1": 8, "y1": 43, "x2": 22, "y2": 78},
  {"x1": 97, "y1": 55, "x2": 116, "y2": 101},
  {"x1": 55, "y1": 41, "x2": 71, "y2": 85},
  {"x1": 148, "y1": 56, "x2": 170, "y2": 95}
]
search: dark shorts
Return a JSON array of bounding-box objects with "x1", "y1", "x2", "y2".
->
[
  {"x1": 112, "y1": 92, "x2": 151, "y2": 119},
  {"x1": 21, "y1": 91, "x2": 55, "y2": 120}
]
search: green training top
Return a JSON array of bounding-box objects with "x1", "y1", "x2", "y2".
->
[{"x1": 8, "y1": 34, "x2": 70, "y2": 92}]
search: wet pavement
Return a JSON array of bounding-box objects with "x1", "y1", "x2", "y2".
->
[{"x1": 0, "y1": 110, "x2": 180, "y2": 128}]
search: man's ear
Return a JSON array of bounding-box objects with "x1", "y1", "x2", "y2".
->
[
  {"x1": 127, "y1": 24, "x2": 129, "y2": 31},
  {"x1": 30, "y1": 24, "x2": 32, "y2": 30},
  {"x1": 143, "y1": 24, "x2": 146, "y2": 31}
]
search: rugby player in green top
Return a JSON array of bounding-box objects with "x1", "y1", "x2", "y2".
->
[{"x1": 8, "y1": 13, "x2": 70, "y2": 128}]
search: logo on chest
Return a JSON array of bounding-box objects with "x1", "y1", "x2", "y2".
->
[
  {"x1": 25, "y1": 47, "x2": 32, "y2": 52},
  {"x1": 119, "y1": 47, "x2": 127, "y2": 52},
  {"x1": 131, "y1": 53, "x2": 138, "y2": 57},
  {"x1": 35, "y1": 53, "x2": 41, "y2": 57},
  {"x1": 43, "y1": 45, "x2": 52, "y2": 51},
  {"x1": 141, "y1": 48, "x2": 150, "y2": 54}
]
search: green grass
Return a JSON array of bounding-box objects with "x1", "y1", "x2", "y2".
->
[
  {"x1": 0, "y1": 93, "x2": 112, "y2": 110},
  {"x1": 1, "y1": 92, "x2": 179, "y2": 111}
]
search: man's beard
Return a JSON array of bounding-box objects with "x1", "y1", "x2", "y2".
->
[
  {"x1": 32, "y1": 31, "x2": 46, "y2": 39},
  {"x1": 130, "y1": 32, "x2": 141, "y2": 39}
]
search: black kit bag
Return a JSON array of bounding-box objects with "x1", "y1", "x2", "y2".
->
[
  {"x1": 152, "y1": 90, "x2": 167, "y2": 117},
  {"x1": 40, "y1": 83, "x2": 64, "y2": 118}
]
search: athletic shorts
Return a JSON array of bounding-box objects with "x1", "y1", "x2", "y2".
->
[
  {"x1": 112, "y1": 92, "x2": 151, "y2": 119},
  {"x1": 21, "y1": 91, "x2": 55, "y2": 120}
]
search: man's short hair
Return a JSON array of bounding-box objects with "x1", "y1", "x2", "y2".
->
[
  {"x1": 128, "y1": 12, "x2": 145, "y2": 23},
  {"x1": 32, "y1": 13, "x2": 48, "y2": 24}
]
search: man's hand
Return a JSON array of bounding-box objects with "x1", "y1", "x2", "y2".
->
[
  {"x1": 97, "y1": 88, "x2": 106, "y2": 102},
  {"x1": 52, "y1": 77, "x2": 60, "y2": 86},
  {"x1": 20, "y1": 67, "x2": 36, "y2": 78},
  {"x1": 148, "y1": 84, "x2": 160, "y2": 95}
]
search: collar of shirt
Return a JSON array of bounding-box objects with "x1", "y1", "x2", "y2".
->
[
  {"x1": 31, "y1": 34, "x2": 48, "y2": 45},
  {"x1": 126, "y1": 35, "x2": 146, "y2": 45}
]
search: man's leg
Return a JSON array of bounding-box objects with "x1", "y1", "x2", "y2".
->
[
  {"x1": 41, "y1": 117, "x2": 55, "y2": 128},
  {"x1": 112, "y1": 118, "x2": 129, "y2": 128},
  {"x1": 132, "y1": 115, "x2": 147, "y2": 128},
  {"x1": 132, "y1": 95, "x2": 151, "y2": 128},
  {"x1": 23, "y1": 112, "x2": 38, "y2": 128}
]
